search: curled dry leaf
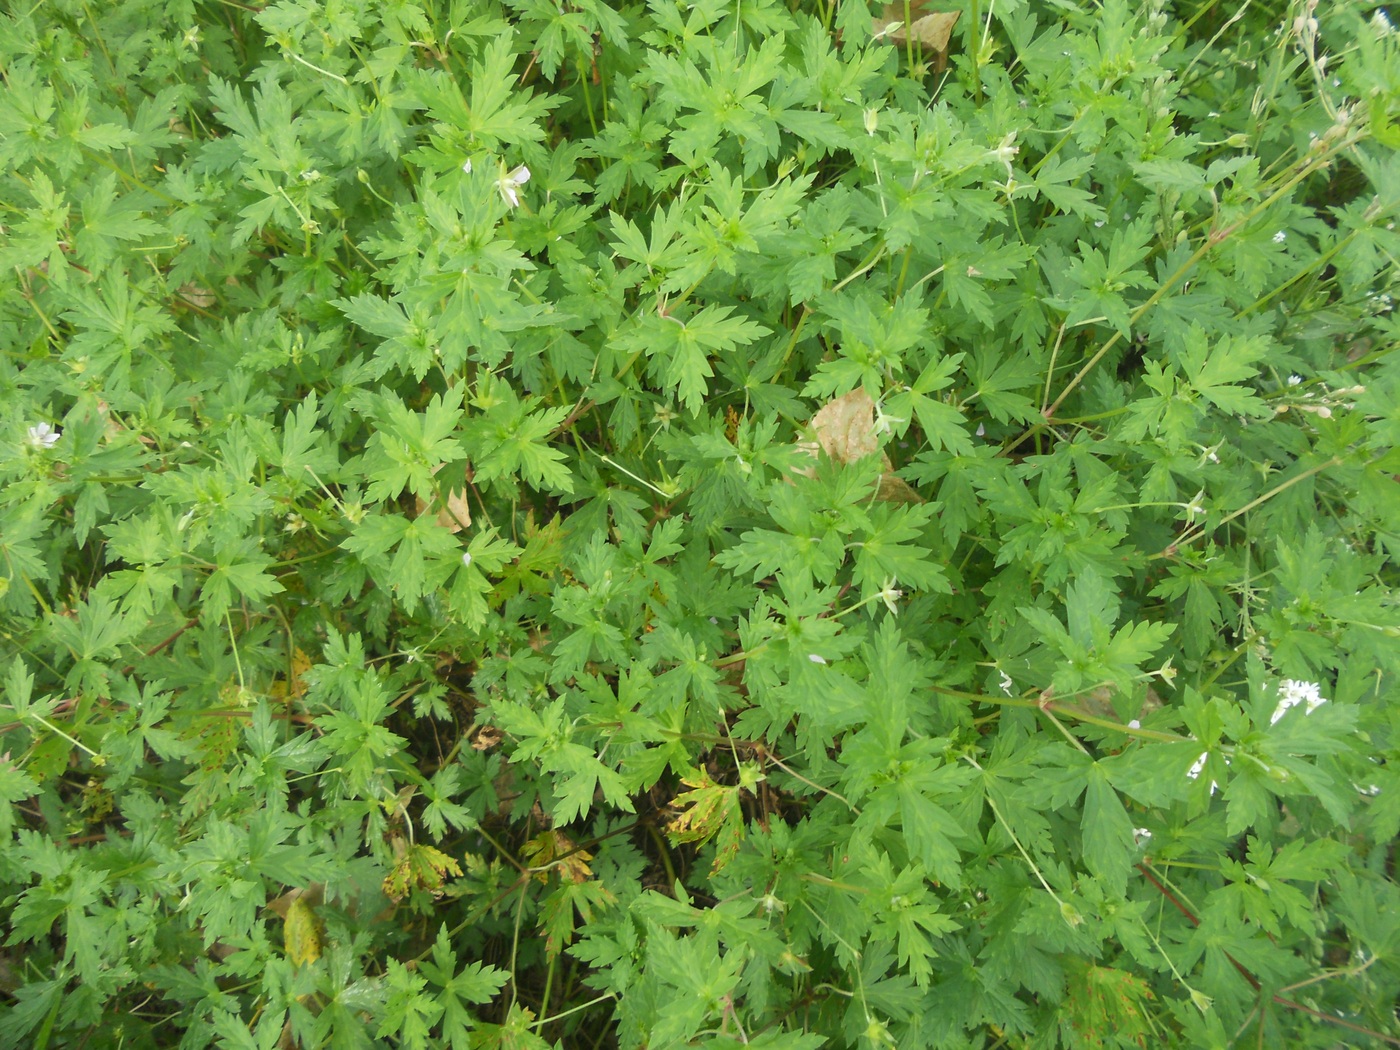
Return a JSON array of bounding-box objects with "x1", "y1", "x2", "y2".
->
[
  {"x1": 876, "y1": 473, "x2": 925, "y2": 504},
  {"x1": 873, "y1": 3, "x2": 960, "y2": 51}
]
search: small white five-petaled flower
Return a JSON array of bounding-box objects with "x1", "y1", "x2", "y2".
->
[
  {"x1": 1270, "y1": 678, "x2": 1327, "y2": 724},
  {"x1": 878, "y1": 577, "x2": 903, "y2": 616},
  {"x1": 25, "y1": 423, "x2": 60, "y2": 449},
  {"x1": 1272, "y1": 230, "x2": 1287, "y2": 244},
  {"x1": 498, "y1": 165, "x2": 530, "y2": 208},
  {"x1": 988, "y1": 132, "x2": 1019, "y2": 179}
]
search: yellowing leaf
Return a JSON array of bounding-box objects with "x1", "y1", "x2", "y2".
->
[
  {"x1": 520, "y1": 829, "x2": 594, "y2": 884},
  {"x1": 270, "y1": 646, "x2": 313, "y2": 701},
  {"x1": 382, "y1": 841, "x2": 464, "y2": 902},
  {"x1": 666, "y1": 768, "x2": 745, "y2": 874},
  {"x1": 283, "y1": 896, "x2": 321, "y2": 967}
]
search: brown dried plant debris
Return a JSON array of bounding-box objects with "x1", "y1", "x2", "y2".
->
[
  {"x1": 799, "y1": 389, "x2": 924, "y2": 503},
  {"x1": 872, "y1": 3, "x2": 961, "y2": 52}
]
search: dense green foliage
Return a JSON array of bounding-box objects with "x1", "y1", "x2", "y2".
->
[{"x1": 2, "y1": 0, "x2": 1399, "y2": 1046}]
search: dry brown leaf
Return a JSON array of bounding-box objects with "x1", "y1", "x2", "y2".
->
[
  {"x1": 1063, "y1": 684, "x2": 1167, "y2": 722},
  {"x1": 876, "y1": 473, "x2": 925, "y2": 504},
  {"x1": 810, "y1": 388, "x2": 881, "y2": 464},
  {"x1": 472, "y1": 725, "x2": 503, "y2": 751},
  {"x1": 798, "y1": 390, "x2": 925, "y2": 503},
  {"x1": 414, "y1": 463, "x2": 473, "y2": 533},
  {"x1": 873, "y1": 4, "x2": 960, "y2": 51},
  {"x1": 266, "y1": 882, "x2": 325, "y2": 920},
  {"x1": 176, "y1": 283, "x2": 215, "y2": 310}
]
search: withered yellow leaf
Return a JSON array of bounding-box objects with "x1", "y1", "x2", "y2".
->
[
  {"x1": 381, "y1": 841, "x2": 463, "y2": 902},
  {"x1": 520, "y1": 829, "x2": 594, "y2": 884},
  {"x1": 283, "y1": 896, "x2": 321, "y2": 967},
  {"x1": 666, "y1": 769, "x2": 745, "y2": 874}
]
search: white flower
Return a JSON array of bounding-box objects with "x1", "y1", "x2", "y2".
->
[
  {"x1": 461, "y1": 158, "x2": 473, "y2": 174},
  {"x1": 1372, "y1": 9, "x2": 1395, "y2": 35},
  {"x1": 878, "y1": 577, "x2": 903, "y2": 616},
  {"x1": 997, "y1": 670, "x2": 1014, "y2": 697},
  {"x1": 987, "y1": 132, "x2": 1019, "y2": 179},
  {"x1": 1273, "y1": 230, "x2": 1287, "y2": 244},
  {"x1": 1287, "y1": 375, "x2": 1303, "y2": 386},
  {"x1": 807, "y1": 653, "x2": 827, "y2": 665},
  {"x1": 873, "y1": 402, "x2": 905, "y2": 436},
  {"x1": 1132, "y1": 827, "x2": 1153, "y2": 844},
  {"x1": 1128, "y1": 719, "x2": 1141, "y2": 729},
  {"x1": 461, "y1": 552, "x2": 473, "y2": 567},
  {"x1": 25, "y1": 423, "x2": 60, "y2": 449},
  {"x1": 1270, "y1": 678, "x2": 1327, "y2": 724},
  {"x1": 1184, "y1": 490, "x2": 1206, "y2": 523},
  {"x1": 498, "y1": 164, "x2": 530, "y2": 208}
]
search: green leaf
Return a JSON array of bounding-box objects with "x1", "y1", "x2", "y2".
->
[{"x1": 1082, "y1": 764, "x2": 1134, "y2": 896}]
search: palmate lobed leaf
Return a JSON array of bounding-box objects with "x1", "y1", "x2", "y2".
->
[{"x1": 1, "y1": 0, "x2": 1397, "y2": 1047}]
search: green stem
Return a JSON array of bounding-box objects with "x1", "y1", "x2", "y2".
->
[
  {"x1": 1024, "y1": 129, "x2": 1368, "y2": 436},
  {"x1": 929, "y1": 684, "x2": 1192, "y2": 743},
  {"x1": 1163, "y1": 456, "x2": 1342, "y2": 554}
]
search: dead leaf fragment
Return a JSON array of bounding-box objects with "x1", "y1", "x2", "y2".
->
[
  {"x1": 472, "y1": 725, "x2": 503, "y2": 751},
  {"x1": 414, "y1": 463, "x2": 473, "y2": 533},
  {"x1": 810, "y1": 388, "x2": 881, "y2": 464},
  {"x1": 876, "y1": 473, "x2": 924, "y2": 503},
  {"x1": 873, "y1": 3, "x2": 960, "y2": 51},
  {"x1": 798, "y1": 389, "x2": 926, "y2": 503},
  {"x1": 176, "y1": 283, "x2": 216, "y2": 310}
]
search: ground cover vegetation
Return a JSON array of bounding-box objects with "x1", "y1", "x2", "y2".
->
[{"x1": 1, "y1": 0, "x2": 1398, "y2": 1045}]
